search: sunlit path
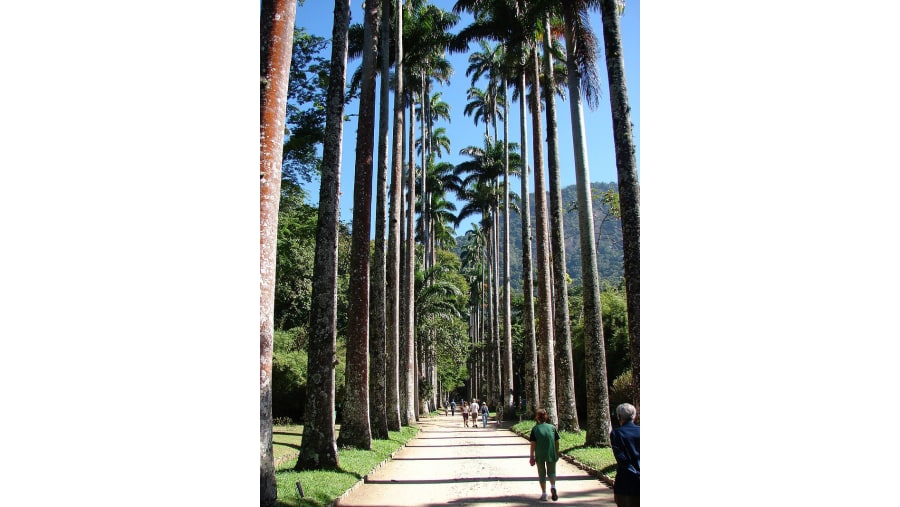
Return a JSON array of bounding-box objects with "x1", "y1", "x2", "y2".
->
[{"x1": 336, "y1": 414, "x2": 615, "y2": 506}]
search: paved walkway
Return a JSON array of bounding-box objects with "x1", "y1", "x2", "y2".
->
[{"x1": 336, "y1": 413, "x2": 616, "y2": 506}]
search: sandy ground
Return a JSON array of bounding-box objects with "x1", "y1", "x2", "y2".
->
[{"x1": 335, "y1": 413, "x2": 616, "y2": 506}]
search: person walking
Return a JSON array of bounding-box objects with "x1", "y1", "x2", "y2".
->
[
  {"x1": 450, "y1": 399, "x2": 456, "y2": 417},
  {"x1": 480, "y1": 401, "x2": 489, "y2": 428},
  {"x1": 610, "y1": 403, "x2": 640, "y2": 507},
  {"x1": 529, "y1": 408, "x2": 560, "y2": 502},
  {"x1": 469, "y1": 400, "x2": 479, "y2": 430},
  {"x1": 461, "y1": 401, "x2": 469, "y2": 427}
]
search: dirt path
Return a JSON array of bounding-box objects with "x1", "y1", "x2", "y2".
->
[{"x1": 335, "y1": 414, "x2": 616, "y2": 506}]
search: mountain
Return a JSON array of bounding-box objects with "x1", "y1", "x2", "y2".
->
[{"x1": 455, "y1": 181, "x2": 624, "y2": 291}]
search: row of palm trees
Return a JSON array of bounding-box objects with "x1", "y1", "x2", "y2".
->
[{"x1": 260, "y1": 1, "x2": 639, "y2": 505}]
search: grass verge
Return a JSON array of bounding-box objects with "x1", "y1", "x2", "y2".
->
[
  {"x1": 273, "y1": 425, "x2": 418, "y2": 507},
  {"x1": 511, "y1": 420, "x2": 617, "y2": 479}
]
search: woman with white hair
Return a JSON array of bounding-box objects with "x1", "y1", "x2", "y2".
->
[{"x1": 610, "y1": 403, "x2": 640, "y2": 506}]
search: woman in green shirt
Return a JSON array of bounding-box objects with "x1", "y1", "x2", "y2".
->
[{"x1": 529, "y1": 408, "x2": 560, "y2": 501}]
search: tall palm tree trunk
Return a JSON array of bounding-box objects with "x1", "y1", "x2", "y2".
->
[
  {"x1": 406, "y1": 96, "x2": 418, "y2": 424},
  {"x1": 337, "y1": 0, "x2": 380, "y2": 451},
  {"x1": 369, "y1": 0, "x2": 391, "y2": 441},
  {"x1": 294, "y1": 0, "x2": 347, "y2": 473},
  {"x1": 260, "y1": 0, "x2": 298, "y2": 501},
  {"x1": 529, "y1": 47, "x2": 558, "y2": 426},
  {"x1": 562, "y1": 5, "x2": 612, "y2": 446},
  {"x1": 542, "y1": 16, "x2": 579, "y2": 433},
  {"x1": 518, "y1": 69, "x2": 539, "y2": 417},
  {"x1": 386, "y1": 0, "x2": 404, "y2": 432},
  {"x1": 502, "y1": 78, "x2": 515, "y2": 418},
  {"x1": 599, "y1": 0, "x2": 640, "y2": 416}
]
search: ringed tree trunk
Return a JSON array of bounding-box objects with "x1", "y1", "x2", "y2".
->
[
  {"x1": 336, "y1": 0, "x2": 380, "y2": 450},
  {"x1": 542, "y1": 16, "x2": 579, "y2": 433},
  {"x1": 260, "y1": 0, "x2": 298, "y2": 503},
  {"x1": 529, "y1": 47, "x2": 558, "y2": 426},
  {"x1": 385, "y1": 0, "x2": 404, "y2": 432},
  {"x1": 599, "y1": 0, "x2": 640, "y2": 419},
  {"x1": 562, "y1": 3, "x2": 612, "y2": 446},
  {"x1": 369, "y1": 0, "x2": 391, "y2": 441}
]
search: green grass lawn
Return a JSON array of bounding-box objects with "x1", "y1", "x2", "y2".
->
[
  {"x1": 272, "y1": 424, "x2": 418, "y2": 507},
  {"x1": 511, "y1": 420, "x2": 617, "y2": 479}
]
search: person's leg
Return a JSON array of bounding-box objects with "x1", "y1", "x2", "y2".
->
[
  {"x1": 537, "y1": 461, "x2": 548, "y2": 500},
  {"x1": 547, "y1": 460, "x2": 558, "y2": 500}
]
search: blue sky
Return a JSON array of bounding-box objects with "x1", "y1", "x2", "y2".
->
[{"x1": 294, "y1": 0, "x2": 640, "y2": 237}]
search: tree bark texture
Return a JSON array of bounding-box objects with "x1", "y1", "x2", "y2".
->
[
  {"x1": 337, "y1": 0, "x2": 380, "y2": 450},
  {"x1": 260, "y1": 0, "x2": 297, "y2": 503},
  {"x1": 542, "y1": 17, "x2": 579, "y2": 433},
  {"x1": 295, "y1": 0, "x2": 350, "y2": 471},
  {"x1": 600, "y1": 0, "x2": 640, "y2": 417}
]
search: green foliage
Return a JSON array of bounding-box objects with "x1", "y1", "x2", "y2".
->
[
  {"x1": 272, "y1": 329, "x2": 308, "y2": 422},
  {"x1": 600, "y1": 287, "x2": 631, "y2": 383},
  {"x1": 275, "y1": 181, "x2": 317, "y2": 331},
  {"x1": 283, "y1": 28, "x2": 329, "y2": 184},
  {"x1": 609, "y1": 370, "x2": 636, "y2": 413}
]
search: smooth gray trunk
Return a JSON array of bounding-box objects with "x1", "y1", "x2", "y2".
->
[{"x1": 562, "y1": 9, "x2": 612, "y2": 446}]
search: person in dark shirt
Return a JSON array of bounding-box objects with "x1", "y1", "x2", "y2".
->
[
  {"x1": 529, "y1": 408, "x2": 560, "y2": 501},
  {"x1": 610, "y1": 403, "x2": 640, "y2": 507}
]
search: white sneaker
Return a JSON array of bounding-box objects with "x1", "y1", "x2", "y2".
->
[{"x1": 539, "y1": 493, "x2": 548, "y2": 501}]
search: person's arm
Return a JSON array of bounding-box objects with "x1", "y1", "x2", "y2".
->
[
  {"x1": 554, "y1": 429, "x2": 560, "y2": 461},
  {"x1": 529, "y1": 441, "x2": 536, "y2": 466},
  {"x1": 610, "y1": 429, "x2": 629, "y2": 465}
]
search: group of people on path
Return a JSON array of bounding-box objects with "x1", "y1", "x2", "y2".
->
[{"x1": 448, "y1": 398, "x2": 489, "y2": 428}]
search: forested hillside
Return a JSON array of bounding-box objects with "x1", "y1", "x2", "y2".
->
[{"x1": 457, "y1": 181, "x2": 623, "y2": 291}]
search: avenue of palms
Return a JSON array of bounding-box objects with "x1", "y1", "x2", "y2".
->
[{"x1": 260, "y1": 1, "x2": 639, "y2": 504}]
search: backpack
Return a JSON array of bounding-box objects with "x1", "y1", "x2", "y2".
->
[{"x1": 481, "y1": 404, "x2": 488, "y2": 415}]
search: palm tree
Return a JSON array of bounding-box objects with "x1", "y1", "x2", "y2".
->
[
  {"x1": 599, "y1": 0, "x2": 640, "y2": 420},
  {"x1": 466, "y1": 39, "x2": 517, "y2": 417},
  {"x1": 528, "y1": 42, "x2": 559, "y2": 426},
  {"x1": 260, "y1": 0, "x2": 299, "y2": 501},
  {"x1": 336, "y1": 0, "x2": 380, "y2": 451},
  {"x1": 369, "y1": 0, "x2": 393, "y2": 441},
  {"x1": 386, "y1": 0, "x2": 406, "y2": 432},
  {"x1": 560, "y1": 0, "x2": 613, "y2": 445},
  {"x1": 539, "y1": 12, "x2": 580, "y2": 433},
  {"x1": 294, "y1": 0, "x2": 348, "y2": 474}
]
